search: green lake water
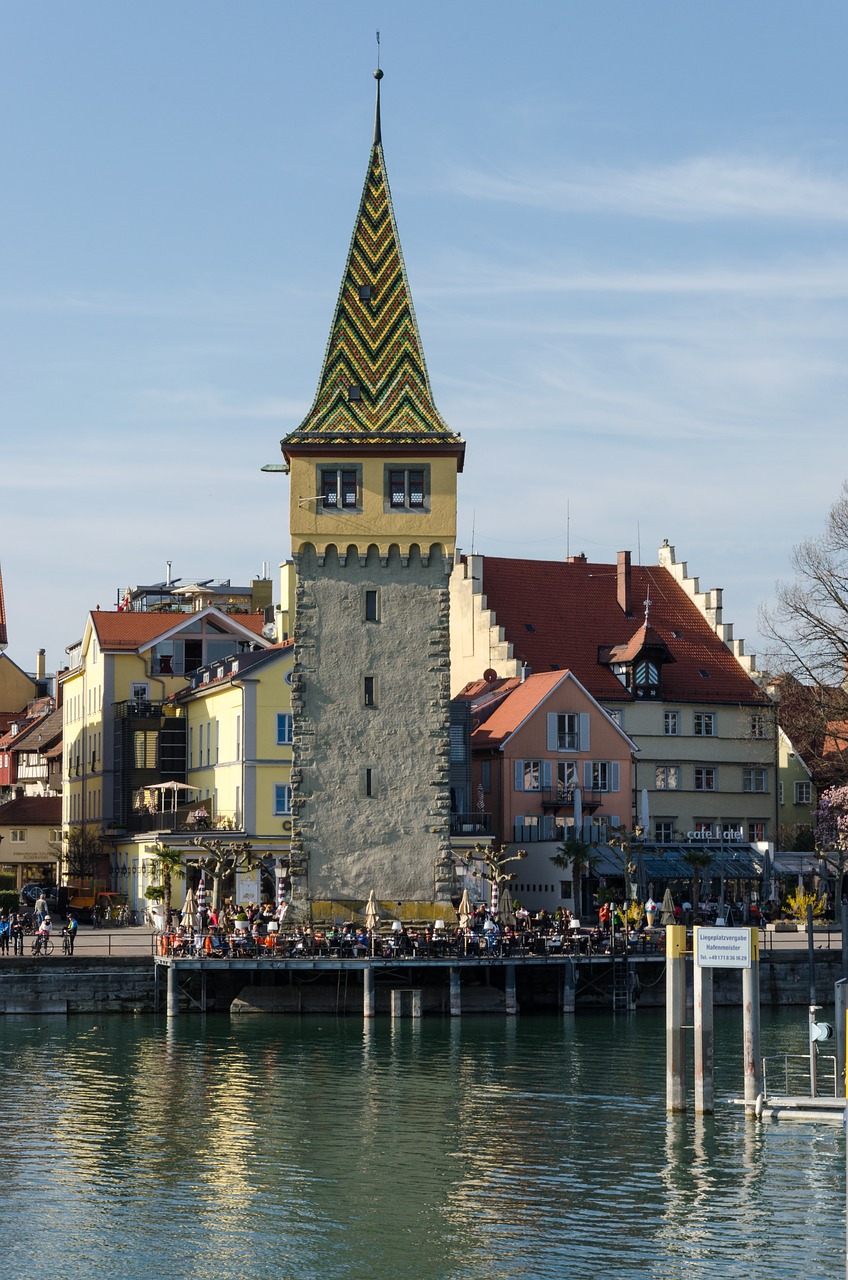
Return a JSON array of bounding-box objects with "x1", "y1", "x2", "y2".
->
[{"x1": 0, "y1": 1008, "x2": 843, "y2": 1280}]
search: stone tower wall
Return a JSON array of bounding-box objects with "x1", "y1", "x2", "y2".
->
[{"x1": 290, "y1": 542, "x2": 453, "y2": 905}]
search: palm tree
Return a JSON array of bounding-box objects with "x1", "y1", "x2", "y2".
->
[
  {"x1": 551, "y1": 834, "x2": 599, "y2": 917},
  {"x1": 153, "y1": 844, "x2": 184, "y2": 928},
  {"x1": 681, "y1": 848, "x2": 712, "y2": 921}
]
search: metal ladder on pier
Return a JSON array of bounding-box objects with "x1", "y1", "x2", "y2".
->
[{"x1": 611, "y1": 956, "x2": 630, "y2": 1011}]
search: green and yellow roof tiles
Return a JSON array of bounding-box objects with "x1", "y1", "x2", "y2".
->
[{"x1": 282, "y1": 138, "x2": 463, "y2": 454}]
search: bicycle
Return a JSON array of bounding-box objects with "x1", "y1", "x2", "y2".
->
[
  {"x1": 62, "y1": 929, "x2": 75, "y2": 956},
  {"x1": 31, "y1": 936, "x2": 55, "y2": 957}
]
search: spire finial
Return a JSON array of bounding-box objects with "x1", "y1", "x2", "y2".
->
[{"x1": 373, "y1": 32, "x2": 383, "y2": 146}]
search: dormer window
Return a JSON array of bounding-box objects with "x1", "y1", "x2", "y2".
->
[
  {"x1": 358, "y1": 284, "x2": 371, "y2": 301},
  {"x1": 348, "y1": 384, "x2": 362, "y2": 402}
]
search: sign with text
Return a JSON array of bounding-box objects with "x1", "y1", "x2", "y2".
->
[{"x1": 695, "y1": 928, "x2": 752, "y2": 969}]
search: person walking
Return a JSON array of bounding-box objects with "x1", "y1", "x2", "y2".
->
[
  {"x1": 0, "y1": 912, "x2": 10, "y2": 956},
  {"x1": 34, "y1": 891, "x2": 48, "y2": 927}
]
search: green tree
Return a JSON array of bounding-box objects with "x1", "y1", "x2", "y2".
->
[
  {"x1": 459, "y1": 843, "x2": 527, "y2": 923},
  {"x1": 188, "y1": 836, "x2": 268, "y2": 911},
  {"x1": 153, "y1": 844, "x2": 184, "y2": 927}
]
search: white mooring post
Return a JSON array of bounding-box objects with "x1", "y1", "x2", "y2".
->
[
  {"x1": 666, "y1": 925, "x2": 687, "y2": 1112},
  {"x1": 742, "y1": 927, "x2": 762, "y2": 1108},
  {"x1": 693, "y1": 928, "x2": 715, "y2": 1115}
]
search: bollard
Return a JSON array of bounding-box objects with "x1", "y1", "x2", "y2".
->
[{"x1": 666, "y1": 925, "x2": 687, "y2": 1112}]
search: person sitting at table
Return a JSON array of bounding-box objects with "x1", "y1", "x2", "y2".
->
[{"x1": 209, "y1": 931, "x2": 229, "y2": 957}]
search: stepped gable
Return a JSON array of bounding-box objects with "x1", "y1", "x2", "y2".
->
[
  {"x1": 282, "y1": 71, "x2": 464, "y2": 459},
  {"x1": 479, "y1": 555, "x2": 768, "y2": 705}
]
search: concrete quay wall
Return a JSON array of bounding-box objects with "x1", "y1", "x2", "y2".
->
[{"x1": 0, "y1": 957, "x2": 154, "y2": 1016}]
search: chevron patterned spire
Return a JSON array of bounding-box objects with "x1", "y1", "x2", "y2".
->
[{"x1": 282, "y1": 71, "x2": 463, "y2": 453}]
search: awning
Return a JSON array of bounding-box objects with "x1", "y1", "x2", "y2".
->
[{"x1": 593, "y1": 842, "x2": 765, "y2": 881}]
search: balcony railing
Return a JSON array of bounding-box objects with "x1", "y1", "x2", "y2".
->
[
  {"x1": 449, "y1": 811, "x2": 492, "y2": 836},
  {"x1": 124, "y1": 802, "x2": 242, "y2": 835},
  {"x1": 539, "y1": 788, "x2": 604, "y2": 812}
]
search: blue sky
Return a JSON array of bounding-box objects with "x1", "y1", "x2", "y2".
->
[{"x1": 2, "y1": 1, "x2": 847, "y2": 678}]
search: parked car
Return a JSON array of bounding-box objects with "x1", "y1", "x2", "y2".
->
[{"x1": 19, "y1": 883, "x2": 69, "y2": 917}]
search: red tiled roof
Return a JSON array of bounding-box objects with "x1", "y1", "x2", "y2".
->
[
  {"x1": 476, "y1": 556, "x2": 767, "y2": 705},
  {"x1": 90, "y1": 610, "x2": 266, "y2": 651},
  {"x1": 0, "y1": 794, "x2": 62, "y2": 825},
  {"x1": 468, "y1": 671, "x2": 569, "y2": 747}
]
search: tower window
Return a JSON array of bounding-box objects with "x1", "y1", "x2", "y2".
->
[
  {"x1": 364, "y1": 589, "x2": 380, "y2": 622},
  {"x1": 363, "y1": 675, "x2": 377, "y2": 707},
  {"x1": 386, "y1": 466, "x2": 428, "y2": 511},
  {"x1": 321, "y1": 467, "x2": 360, "y2": 510},
  {"x1": 348, "y1": 384, "x2": 362, "y2": 402},
  {"x1": 358, "y1": 284, "x2": 371, "y2": 301}
]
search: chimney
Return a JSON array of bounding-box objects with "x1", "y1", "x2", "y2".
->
[
  {"x1": 36, "y1": 648, "x2": 46, "y2": 681},
  {"x1": 617, "y1": 551, "x2": 632, "y2": 616}
]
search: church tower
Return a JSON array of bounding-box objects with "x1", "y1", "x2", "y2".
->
[{"x1": 280, "y1": 71, "x2": 465, "y2": 914}]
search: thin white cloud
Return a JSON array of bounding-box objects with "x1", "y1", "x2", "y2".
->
[
  {"x1": 449, "y1": 155, "x2": 848, "y2": 223},
  {"x1": 419, "y1": 254, "x2": 848, "y2": 301},
  {"x1": 141, "y1": 387, "x2": 306, "y2": 421}
]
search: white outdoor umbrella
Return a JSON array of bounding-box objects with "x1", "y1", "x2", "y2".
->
[
  {"x1": 196, "y1": 877, "x2": 207, "y2": 925},
  {"x1": 573, "y1": 788, "x2": 582, "y2": 837},
  {"x1": 457, "y1": 888, "x2": 472, "y2": 929},
  {"x1": 640, "y1": 788, "x2": 650, "y2": 837},
  {"x1": 181, "y1": 886, "x2": 196, "y2": 927},
  {"x1": 364, "y1": 890, "x2": 379, "y2": 932},
  {"x1": 147, "y1": 780, "x2": 197, "y2": 813},
  {"x1": 660, "y1": 887, "x2": 676, "y2": 926}
]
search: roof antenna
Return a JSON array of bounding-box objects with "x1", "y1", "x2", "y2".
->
[
  {"x1": 637, "y1": 520, "x2": 642, "y2": 565},
  {"x1": 373, "y1": 32, "x2": 383, "y2": 145},
  {"x1": 566, "y1": 498, "x2": 570, "y2": 560},
  {"x1": 471, "y1": 509, "x2": 476, "y2": 556}
]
